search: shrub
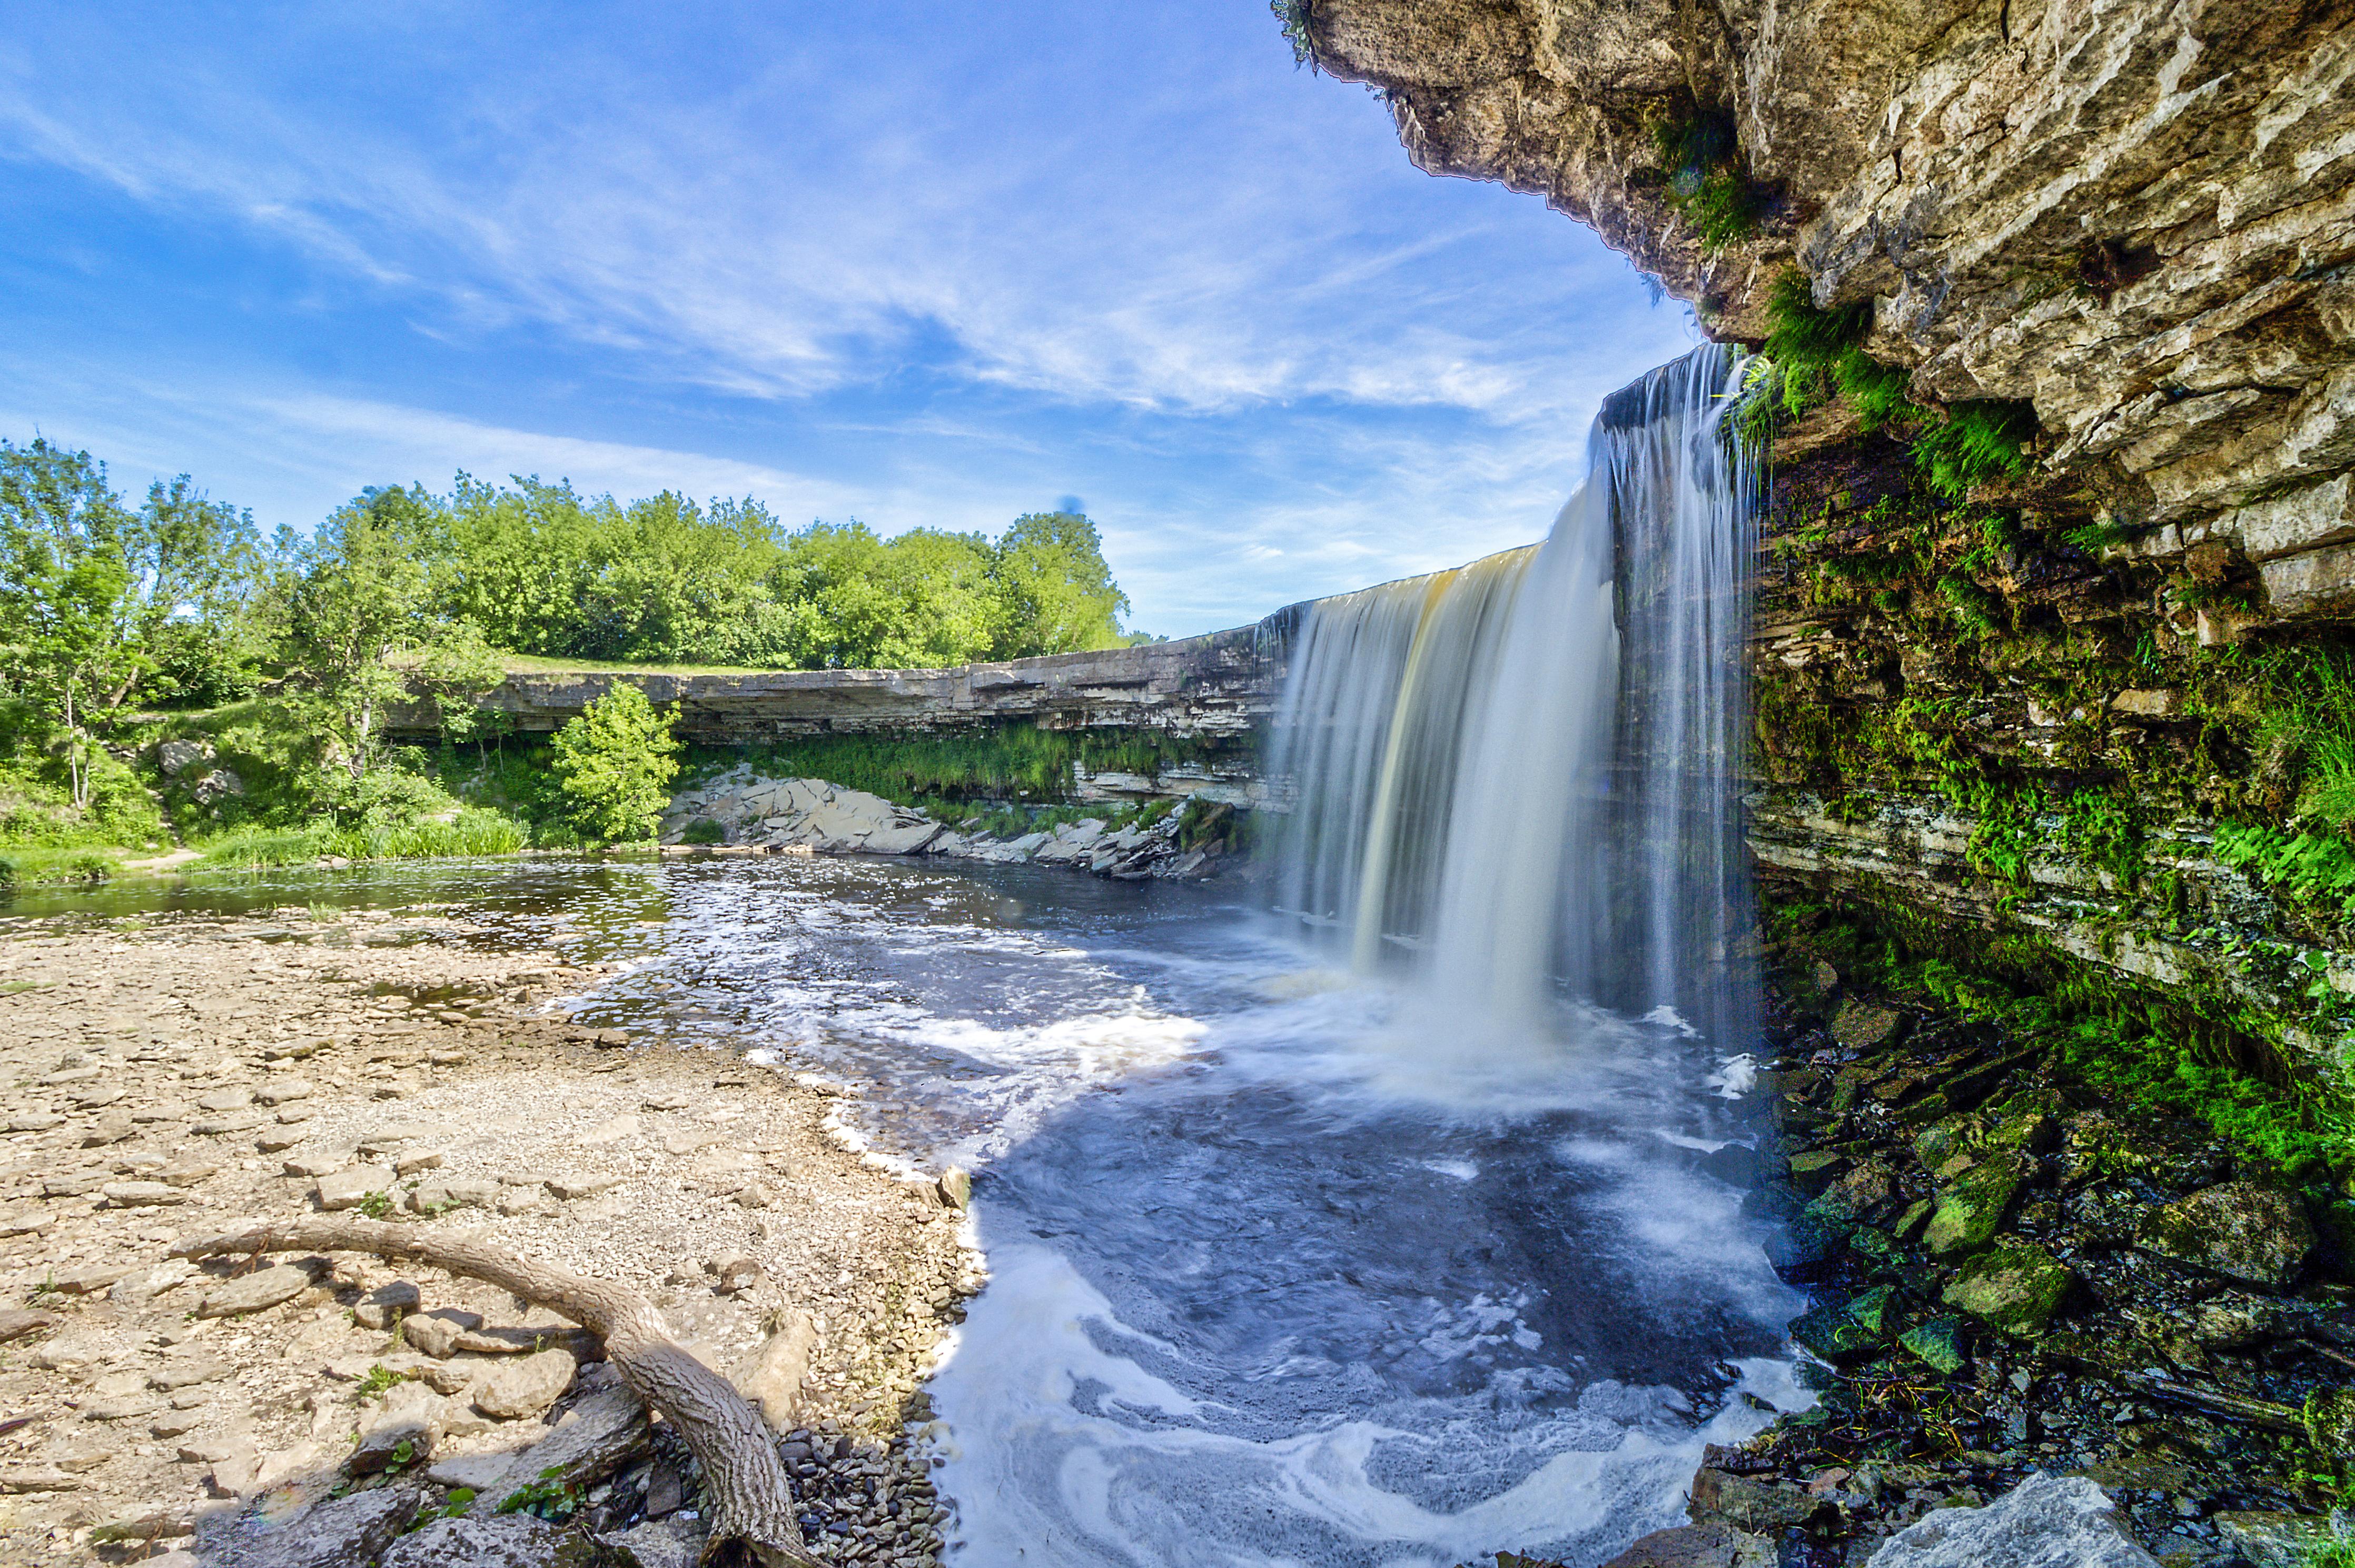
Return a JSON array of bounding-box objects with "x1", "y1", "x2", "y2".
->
[{"x1": 549, "y1": 683, "x2": 681, "y2": 845}]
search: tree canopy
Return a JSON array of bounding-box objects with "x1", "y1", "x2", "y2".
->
[{"x1": 0, "y1": 438, "x2": 1143, "y2": 810}]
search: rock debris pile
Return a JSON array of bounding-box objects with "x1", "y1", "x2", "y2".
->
[{"x1": 658, "y1": 767, "x2": 1237, "y2": 880}]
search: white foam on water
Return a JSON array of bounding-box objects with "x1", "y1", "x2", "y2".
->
[
  {"x1": 1705, "y1": 1054, "x2": 1758, "y2": 1099},
  {"x1": 932, "y1": 1244, "x2": 1802, "y2": 1568}
]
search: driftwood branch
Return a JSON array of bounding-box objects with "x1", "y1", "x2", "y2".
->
[
  {"x1": 2139, "y1": 1374, "x2": 2304, "y2": 1432},
  {"x1": 173, "y1": 1215, "x2": 823, "y2": 1568}
]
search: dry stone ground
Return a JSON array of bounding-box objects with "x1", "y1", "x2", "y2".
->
[{"x1": 0, "y1": 906, "x2": 978, "y2": 1563}]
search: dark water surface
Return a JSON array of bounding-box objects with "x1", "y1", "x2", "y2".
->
[{"x1": 6, "y1": 855, "x2": 1800, "y2": 1566}]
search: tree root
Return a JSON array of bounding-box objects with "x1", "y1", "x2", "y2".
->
[{"x1": 173, "y1": 1215, "x2": 825, "y2": 1568}]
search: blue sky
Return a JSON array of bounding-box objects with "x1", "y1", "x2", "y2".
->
[{"x1": 0, "y1": 2, "x2": 1697, "y2": 637}]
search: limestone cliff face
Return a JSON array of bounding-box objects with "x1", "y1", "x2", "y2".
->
[{"x1": 1307, "y1": 0, "x2": 2355, "y2": 623}]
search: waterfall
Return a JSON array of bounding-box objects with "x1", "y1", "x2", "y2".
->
[{"x1": 1268, "y1": 344, "x2": 1757, "y2": 1045}]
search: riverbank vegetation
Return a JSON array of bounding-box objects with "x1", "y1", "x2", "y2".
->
[{"x1": 0, "y1": 434, "x2": 1145, "y2": 876}]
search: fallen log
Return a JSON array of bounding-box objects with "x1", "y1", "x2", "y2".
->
[{"x1": 172, "y1": 1215, "x2": 824, "y2": 1568}]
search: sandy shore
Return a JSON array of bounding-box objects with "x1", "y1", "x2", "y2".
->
[{"x1": 0, "y1": 903, "x2": 978, "y2": 1564}]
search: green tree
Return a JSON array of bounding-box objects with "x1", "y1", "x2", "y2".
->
[
  {"x1": 990, "y1": 511, "x2": 1129, "y2": 657},
  {"x1": 122, "y1": 474, "x2": 265, "y2": 707},
  {"x1": 549, "y1": 681, "x2": 680, "y2": 843},
  {"x1": 0, "y1": 440, "x2": 140, "y2": 808},
  {"x1": 277, "y1": 485, "x2": 445, "y2": 779}
]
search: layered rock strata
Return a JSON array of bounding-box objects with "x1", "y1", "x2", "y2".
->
[
  {"x1": 384, "y1": 624, "x2": 1280, "y2": 746},
  {"x1": 1304, "y1": 0, "x2": 2355, "y2": 626}
]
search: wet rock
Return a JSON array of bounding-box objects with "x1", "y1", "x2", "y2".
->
[
  {"x1": 2304, "y1": 1386, "x2": 2355, "y2": 1461},
  {"x1": 1688, "y1": 1467, "x2": 1822, "y2": 1534},
  {"x1": 1941, "y1": 1242, "x2": 2071, "y2": 1336},
  {"x1": 196, "y1": 1262, "x2": 320, "y2": 1318},
  {"x1": 2135, "y1": 1181, "x2": 2313, "y2": 1286},
  {"x1": 2212, "y1": 1511, "x2": 2344, "y2": 1568},
  {"x1": 1815, "y1": 1160, "x2": 1893, "y2": 1222},
  {"x1": 1599, "y1": 1521, "x2": 1772, "y2": 1567},
  {"x1": 1830, "y1": 998, "x2": 1906, "y2": 1051},
  {"x1": 1925, "y1": 1153, "x2": 2032, "y2": 1255},
  {"x1": 1897, "y1": 1316, "x2": 1966, "y2": 1375},
  {"x1": 1862, "y1": 1472, "x2": 2156, "y2": 1566},
  {"x1": 379, "y1": 1514, "x2": 575, "y2": 1567},
  {"x1": 1786, "y1": 1149, "x2": 1845, "y2": 1195},
  {"x1": 469, "y1": 1348, "x2": 575, "y2": 1420}
]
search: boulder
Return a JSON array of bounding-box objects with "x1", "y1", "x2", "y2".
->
[
  {"x1": 1863, "y1": 1473, "x2": 2156, "y2": 1566},
  {"x1": 863, "y1": 822, "x2": 943, "y2": 855},
  {"x1": 2213, "y1": 1511, "x2": 2346, "y2": 1568},
  {"x1": 195, "y1": 1263, "x2": 319, "y2": 1318},
  {"x1": 379, "y1": 1514, "x2": 576, "y2": 1567},
  {"x1": 354, "y1": 1280, "x2": 422, "y2": 1330},
  {"x1": 1941, "y1": 1243, "x2": 2071, "y2": 1336},
  {"x1": 436, "y1": 1385, "x2": 648, "y2": 1513},
  {"x1": 313, "y1": 1164, "x2": 397, "y2": 1212},
  {"x1": 192, "y1": 1482, "x2": 421, "y2": 1568},
  {"x1": 2136, "y1": 1181, "x2": 2314, "y2": 1286},
  {"x1": 596, "y1": 1515, "x2": 705, "y2": 1568},
  {"x1": 1600, "y1": 1522, "x2": 1773, "y2": 1567},
  {"x1": 1829, "y1": 998, "x2": 1905, "y2": 1051},
  {"x1": 351, "y1": 1381, "x2": 444, "y2": 1474},
  {"x1": 404, "y1": 1308, "x2": 487, "y2": 1358},
  {"x1": 157, "y1": 739, "x2": 212, "y2": 776},
  {"x1": 470, "y1": 1348, "x2": 575, "y2": 1420},
  {"x1": 1924, "y1": 1153, "x2": 2033, "y2": 1256}
]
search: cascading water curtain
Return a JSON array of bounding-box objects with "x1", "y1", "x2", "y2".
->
[{"x1": 1268, "y1": 343, "x2": 1758, "y2": 1047}]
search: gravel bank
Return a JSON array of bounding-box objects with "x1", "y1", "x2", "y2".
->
[{"x1": 0, "y1": 904, "x2": 978, "y2": 1564}]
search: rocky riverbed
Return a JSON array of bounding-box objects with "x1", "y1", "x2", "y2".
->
[
  {"x1": 1508, "y1": 936, "x2": 2355, "y2": 1568},
  {"x1": 0, "y1": 905, "x2": 979, "y2": 1565}
]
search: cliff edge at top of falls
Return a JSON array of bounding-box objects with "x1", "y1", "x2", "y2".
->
[{"x1": 1300, "y1": 0, "x2": 2355, "y2": 607}]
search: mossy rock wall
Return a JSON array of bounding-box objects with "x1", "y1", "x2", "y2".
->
[{"x1": 1747, "y1": 420, "x2": 2355, "y2": 1117}]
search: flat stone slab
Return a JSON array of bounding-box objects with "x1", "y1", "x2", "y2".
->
[{"x1": 195, "y1": 1263, "x2": 318, "y2": 1318}]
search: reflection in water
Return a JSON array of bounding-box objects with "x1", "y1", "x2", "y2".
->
[{"x1": 8, "y1": 854, "x2": 1797, "y2": 1565}]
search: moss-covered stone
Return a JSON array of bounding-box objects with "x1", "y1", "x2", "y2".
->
[
  {"x1": 1846, "y1": 1284, "x2": 1898, "y2": 1335},
  {"x1": 1788, "y1": 1149, "x2": 1847, "y2": 1195},
  {"x1": 1941, "y1": 1242, "x2": 2071, "y2": 1335},
  {"x1": 2303, "y1": 1386, "x2": 2355, "y2": 1461},
  {"x1": 1898, "y1": 1316, "x2": 1966, "y2": 1374},
  {"x1": 1814, "y1": 1160, "x2": 1894, "y2": 1222},
  {"x1": 1924, "y1": 1152, "x2": 2032, "y2": 1255},
  {"x1": 2134, "y1": 1180, "x2": 2314, "y2": 1286},
  {"x1": 1789, "y1": 1303, "x2": 1879, "y2": 1361},
  {"x1": 1831, "y1": 998, "x2": 1907, "y2": 1051},
  {"x1": 1978, "y1": 1088, "x2": 2062, "y2": 1155}
]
